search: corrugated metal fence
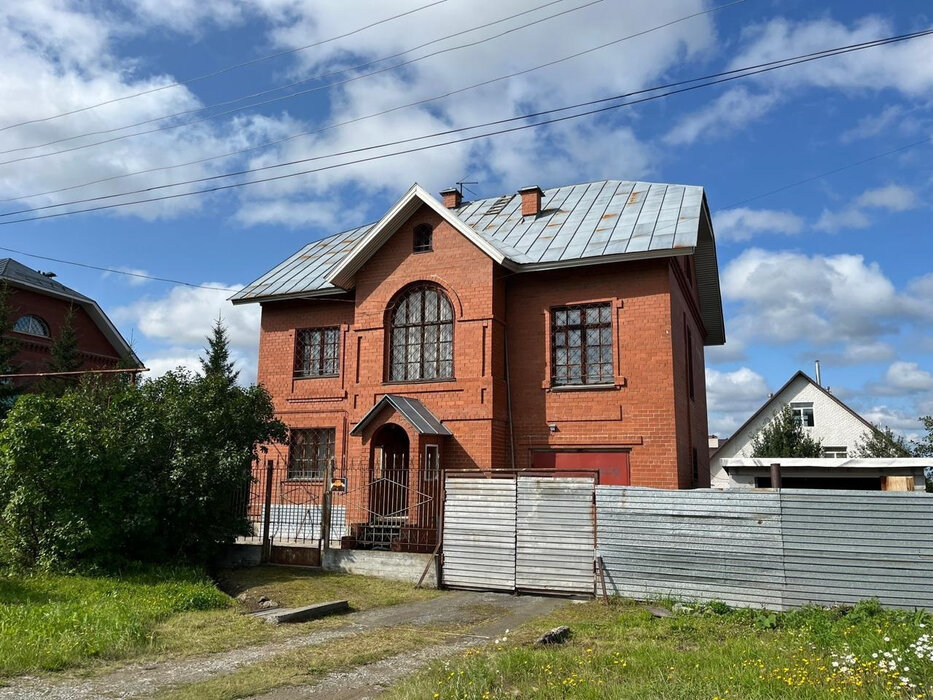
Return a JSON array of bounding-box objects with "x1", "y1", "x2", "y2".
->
[{"x1": 597, "y1": 487, "x2": 933, "y2": 611}]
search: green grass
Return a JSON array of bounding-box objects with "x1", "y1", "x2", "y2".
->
[
  {"x1": 0, "y1": 564, "x2": 441, "y2": 677},
  {"x1": 390, "y1": 598, "x2": 933, "y2": 699},
  {"x1": 0, "y1": 566, "x2": 229, "y2": 676}
]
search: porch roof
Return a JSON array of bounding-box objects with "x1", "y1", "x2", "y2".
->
[{"x1": 350, "y1": 394, "x2": 453, "y2": 437}]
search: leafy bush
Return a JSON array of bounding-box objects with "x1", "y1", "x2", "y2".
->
[{"x1": 0, "y1": 371, "x2": 285, "y2": 569}]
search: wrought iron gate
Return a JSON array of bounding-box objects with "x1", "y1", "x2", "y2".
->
[{"x1": 442, "y1": 474, "x2": 596, "y2": 594}]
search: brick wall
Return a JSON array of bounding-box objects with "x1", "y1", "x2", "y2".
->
[
  {"x1": 7, "y1": 287, "x2": 123, "y2": 379},
  {"x1": 255, "y1": 209, "x2": 711, "y2": 490}
]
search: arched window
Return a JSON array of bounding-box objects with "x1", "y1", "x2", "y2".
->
[
  {"x1": 389, "y1": 284, "x2": 453, "y2": 381},
  {"x1": 13, "y1": 314, "x2": 50, "y2": 337}
]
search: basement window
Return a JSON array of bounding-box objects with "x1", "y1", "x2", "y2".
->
[
  {"x1": 791, "y1": 402, "x2": 815, "y2": 427},
  {"x1": 413, "y1": 224, "x2": 433, "y2": 253},
  {"x1": 288, "y1": 428, "x2": 335, "y2": 480}
]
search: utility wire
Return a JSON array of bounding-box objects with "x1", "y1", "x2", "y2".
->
[
  {"x1": 0, "y1": 0, "x2": 605, "y2": 165},
  {"x1": 0, "y1": 245, "x2": 239, "y2": 290},
  {"x1": 0, "y1": 0, "x2": 584, "y2": 156},
  {"x1": 2, "y1": 27, "x2": 929, "y2": 221},
  {"x1": 1, "y1": 0, "x2": 738, "y2": 204},
  {"x1": 719, "y1": 135, "x2": 933, "y2": 209},
  {"x1": 0, "y1": 0, "x2": 449, "y2": 133}
]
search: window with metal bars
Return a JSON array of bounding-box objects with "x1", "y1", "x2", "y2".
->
[
  {"x1": 389, "y1": 284, "x2": 453, "y2": 381},
  {"x1": 294, "y1": 327, "x2": 339, "y2": 378},
  {"x1": 551, "y1": 302, "x2": 613, "y2": 386},
  {"x1": 413, "y1": 224, "x2": 433, "y2": 253},
  {"x1": 287, "y1": 428, "x2": 335, "y2": 480}
]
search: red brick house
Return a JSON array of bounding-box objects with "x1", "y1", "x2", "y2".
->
[
  {"x1": 235, "y1": 179, "x2": 724, "y2": 500},
  {"x1": 0, "y1": 258, "x2": 140, "y2": 385}
]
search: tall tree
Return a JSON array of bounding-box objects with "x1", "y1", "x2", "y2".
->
[
  {"x1": 853, "y1": 424, "x2": 914, "y2": 458},
  {"x1": 0, "y1": 282, "x2": 20, "y2": 413},
  {"x1": 200, "y1": 316, "x2": 239, "y2": 388},
  {"x1": 37, "y1": 305, "x2": 81, "y2": 396},
  {"x1": 750, "y1": 404, "x2": 823, "y2": 458}
]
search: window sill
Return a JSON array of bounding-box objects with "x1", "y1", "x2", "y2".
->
[
  {"x1": 548, "y1": 383, "x2": 619, "y2": 392},
  {"x1": 383, "y1": 377, "x2": 457, "y2": 386},
  {"x1": 293, "y1": 374, "x2": 339, "y2": 380},
  {"x1": 285, "y1": 477, "x2": 325, "y2": 483}
]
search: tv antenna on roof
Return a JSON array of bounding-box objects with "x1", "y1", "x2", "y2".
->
[{"x1": 456, "y1": 179, "x2": 478, "y2": 198}]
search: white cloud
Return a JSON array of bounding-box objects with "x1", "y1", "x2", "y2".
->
[
  {"x1": 814, "y1": 184, "x2": 917, "y2": 232},
  {"x1": 840, "y1": 105, "x2": 904, "y2": 143},
  {"x1": 856, "y1": 184, "x2": 918, "y2": 212},
  {"x1": 813, "y1": 208, "x2": 871, "y2": 233},
  {"x1": 859, "y1": 405, "x2": 924, "y2": 434},
  {"x1": 875, "y1": 361, "x2": 933, "y2": 395},
  {"x1": 820, "y1": 341, "x2": 895, "y2": 366},
  {"x1": 705, "y1": 367, "x2": 769, "y2": 414},
  {"x1": 722, "y1": 248, "x2": 924, "y2": 350},
  {"x1": 113, "y1": 283, "x2": 260, "y2": 385},
  {"x1": 102, "y1": 267, "x2": 152, "y2": 287},
  {"x1": 714, "y1": 207, "x2": 804, "y2": 242},
  {"x1": 664, "y1": 88, "x2": 778, "y2": 145},
  {"x1": 730, "y1": 16, "x2": 933, "y2": 97}
]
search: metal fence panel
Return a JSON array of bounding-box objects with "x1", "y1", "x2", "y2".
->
[
  {"x1": 596, "y1": 487, "x2": 785, "y2": 610},
  {"x1": 596, "y1": 487, "x2": 933, "y2": 611},
  {"x1": 781, "y1": 490, "x2": 933, "y2": 610},
  {"x1": 442, "y1": 478, "x2": 516, "y2": 591},
  {"x1": 516, "y1": 476, "x2": 595, "y2": 594}
]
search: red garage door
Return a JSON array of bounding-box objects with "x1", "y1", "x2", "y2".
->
[{"x1": 532, "y1": 450, "x2": 630, "y2": 486}]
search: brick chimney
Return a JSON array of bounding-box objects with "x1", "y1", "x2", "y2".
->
[
  {"x1": 440, "y1": 187, "x2": 461, "y2": 209},
  {"x1": 518, "y1": 185, "x2": 544, "y2": 217}
]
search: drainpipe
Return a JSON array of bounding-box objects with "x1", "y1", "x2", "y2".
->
[{"x1": 504, "y1": 327, "x2": 516, "y2": 471}]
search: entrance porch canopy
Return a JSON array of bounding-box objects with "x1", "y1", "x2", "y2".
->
[{"x1": 350, "y1": 394, "x2": 452, "y2": 437}]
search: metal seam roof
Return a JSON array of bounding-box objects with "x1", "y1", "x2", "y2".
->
[
  {"x1": 232, "y1": 179, "x2": 725, "y2": 345},
  {"x1": 349, "y1": 394, "x2": 452, "y2": 436}
]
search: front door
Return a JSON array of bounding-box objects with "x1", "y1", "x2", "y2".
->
[{"x1": 370, "y1": 423, "x2": 410, "y2": 519}]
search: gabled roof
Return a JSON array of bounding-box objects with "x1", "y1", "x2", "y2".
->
[
  {"x1": 350, "y1": 394, "x2": 452, "y2": 437},
  {"x1": 711, "y1": 371, "x2": 875, "y2": 459},
  {"x1": 232, "y1": 179, "x2": 725, "y2": 345},
  {"x1": 0, "y1": 258, "x2": 140, "y2": 366}
]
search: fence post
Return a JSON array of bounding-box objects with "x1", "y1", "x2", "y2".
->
[
  {"x1": 261, "y1": 459, "x2": 274, "y2": 563},
  {"x1": 321, "y1": 459, "x2": 333, "y2": 551},
  {"x1": 770, "y1": 462, "x2": 782, "y2": 490}
]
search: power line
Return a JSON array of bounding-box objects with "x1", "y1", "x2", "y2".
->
[
  {"x1": 2, "y1": 27, "x2": 930, "y2": 221},
  {"x1": 719, "y1": 135, "x2": 933, "y2": 209},
  {"x1": 0, "y1": 0, "x2": 605, "y2": 166},
  {"x1": 0, "y1": 0, "x2": 450, "y2": 133},
  {"x1": 0, "y1": 0, "x2": 585, "y2": 157},
  {"x1": 2, "y1": 0, "x2": 739, "y2": 204},
  {"x1": 0, "y1": 245, "x2": 239, "y2": 290}
]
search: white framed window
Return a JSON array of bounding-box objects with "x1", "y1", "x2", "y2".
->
[
  {"x1": 791, "y1": 402, "x2": 814, "y2": 427},
  {"x1": 13, "y1": 314, "x2": 50, "y2": 338},
  {"x1": 424, "y1": 444, "x2": 440, "y2": 481},
  {"x1": 822, "y1": 446, "x2": 847, "y2": 458}
]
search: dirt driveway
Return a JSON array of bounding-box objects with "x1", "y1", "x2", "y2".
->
[{"x1": 0, "y1": 591, "x2": 565, "y2": 699}]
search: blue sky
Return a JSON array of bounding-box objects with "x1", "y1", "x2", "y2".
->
[{"x1": 0, "y1": 0, "x2": 931, "y2": 439}]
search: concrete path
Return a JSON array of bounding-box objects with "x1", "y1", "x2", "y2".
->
[{"x1": 0, "y1": 591, "x2": 565, "y2": 700}]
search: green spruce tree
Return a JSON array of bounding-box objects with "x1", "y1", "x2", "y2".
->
[
  {"x1": 750, "y1": 404, "x2": 823, "y2": 458},
  {"x1": 37, "y1": 305, "x2": 81, "y2": 396},
  {"x1": 0, "y1": 282, "x2": 21, "y2": 413},
  {"x1": 200, "y1": 316, "x2": 239, "y2": 388}
]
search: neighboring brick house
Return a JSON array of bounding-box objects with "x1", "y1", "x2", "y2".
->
[
  {"x1": 235, "y1": 179, "x2": 725, "y2": 495},
  {"x1": 0, "y1": 258, "x2": 140, "y2": 385}
]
